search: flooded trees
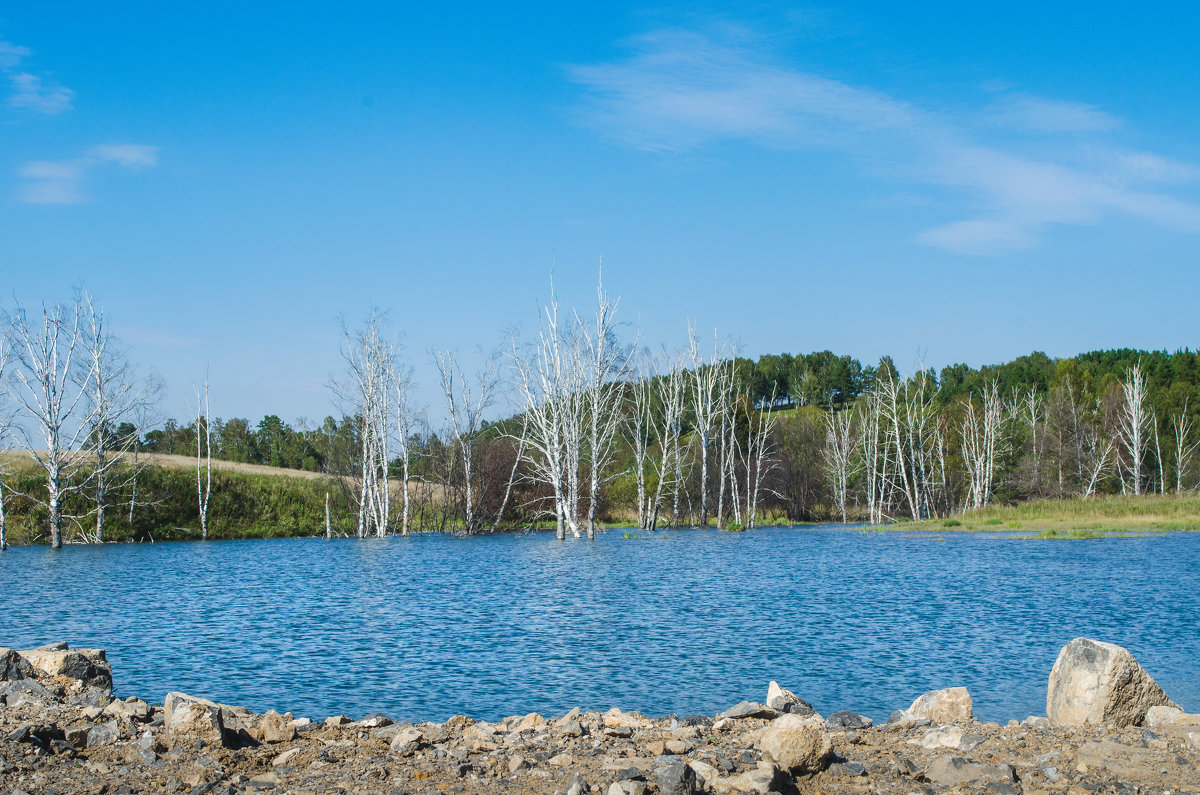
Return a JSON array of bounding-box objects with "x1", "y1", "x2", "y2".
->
[
  {"x1": 435, "y1": 349, "x2": 499, "y2": 534},
  {"x1": 195, "y1": 379, "x2": 212, "y2": 540},
  {"x1": 1118, "y1": 362, "x2": 1150, "y2": 495},
  {"x1": 4, "y1": 298, "x2": 98, "y2": 549},
  {"x1": 335, "y1": 311, "x2": 399, "y2": 538}
]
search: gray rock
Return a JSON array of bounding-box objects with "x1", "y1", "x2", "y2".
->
[
  {"x1": 163, "y1": 691, "x2": 228, "y2": 749},
  {"x1": 826, "y1": 710, "x2": 873, "y2": 730},
  {"x1": 925, "y1": 756, "x2": 1016, "y2": 786},
  {"x1": 717, "y1": 701, "x2": 779, "y2": 720},
  {"x1": 831, "y1": 760, "x2": 867, "y2": 777},
  {"x1": 64, "y1": 726, "x2": 90, "y2": 747},
  {"x1": 139, "y1": 747, "x2": 158, "y2": 765},
  {"x1": 19, "y1": 646, "x2": 113, "y2": 691},
  {"x1": 70, "y1": 687, "x2": 113, "y2": 708},
  {"x1": 87, "y1": 721, "x2": 120, "y2": 748},
  {"x1": 653, "y1": 755, "x2": 699, "y2": 795},
  {"x1": 564, "y1": 772, "x2": 588, "y2": 795},
  {"x1": 0, "y1": 648, "x2": 33, "y2": 680},
  {"x1": 765, "y1": 681, "x2": 815, "y2": 716},
  {"x1": 1, "y1": 678, "x2": 56, "y2": 707},
  {"x1": 357, "y1": 712, "x2": 393, "y2": 728},
  {"x1": 1046, "y1": 638, "x2": 1177, "y2": 728}
]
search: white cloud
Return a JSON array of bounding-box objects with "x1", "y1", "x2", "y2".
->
[
  {"x1": 0, "y1": 36, "x2": 73, "y2": 115},
  {"x1": 17, "y1": 145, "x2": 160, "y2": 205},
  {"x1": 985, "y1": 94, "x2": 1120, "y2": 134},
  {"x1": 91, "y1": 144, "x2": 160, "y2": 168},
  {"x1": 570, "y1": 30, "x2": 1200, "y2": 255}
]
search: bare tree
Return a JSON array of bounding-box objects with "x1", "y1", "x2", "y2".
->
[
  {"x1": 688, "y1": 325, "x2": 728, "y2": 529},
  {"x1": 1117, "y1": 362, "x2": 1149, "y2": 495},
  {"x1": 960, "y1": 380, "x2": 1003, "y2": 510},
  {"x1": 334, "y1": 312, "x2": 398, "y2": 538},
  {"x1": 1171, "y1": 401, "x2": 1198, "y2": 493},
  {"x1": 626, "y1": 348, "x2": 656, "y2": 532},
  {"x1": 195, "y1": 378, "x2": 212, "y2": 540},
  {"x1": 0, "y1": 325, "x2": 11, "y2": 550},
  {"x1": 578, "y1": 275, "x2": 630, "y2": 539},
  {"x1": 78, "y1": 293, "x2": 156, "y2": 542},
  {"x1": 714, "y1": 354, "x2": 737, "y2": 529},
  {"x1": 740, "y1": 388, "x2": 779, "y2": 529},
  {"x1": 4, "y1": 298, "x2": 99, "y2": 548},
  {"x1": 394, "y1": 372, "x2": 417, "y2": 536},
  {"x1": 435, "y1": 349, "x2": 500, "y2": 534},
  {"x1": 823, "y1": 404, "x2": 856, "y2": 523}
]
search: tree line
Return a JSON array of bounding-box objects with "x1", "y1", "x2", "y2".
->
[{"x1": 1, "y1": 285, "x2": 1198, "y2": 548}]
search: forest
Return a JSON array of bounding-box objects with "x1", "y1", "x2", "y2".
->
[{"x1": 1, "y1": 286, "x2": 1198, "y2": 547}]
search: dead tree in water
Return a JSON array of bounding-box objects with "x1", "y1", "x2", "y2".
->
[
  {"x1": 960, "y1": 380, "x2": 1003, "y2": 510},
  {"x1": 4, "y1": 298, "x2": 98, "y2": 549},
  {"x1": 688, "y1": 325, "x2": 727, "y2": 529},
  {"x1": 335, "y1": 312, "x2": 398, "y2": 538},
  {"x1": 823, "y1": 403, "x2": 856, "y2": 523},
  {"x1": 79, "y1": 293, "x2": 156, "y2": 543},
  {"x1": 0, "y1": 326, "x2": 11, "y2": 550},
  {"x1": 195, "y1": 379, "x2": 212, "y2": 540},
  {"x1": 435, "y1": 349, "x2": 499, "y2": 534}
]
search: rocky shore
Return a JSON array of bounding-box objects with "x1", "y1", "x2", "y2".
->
[{"x1": 2, "y1": 638, "x2": 1198, "y2": 794}]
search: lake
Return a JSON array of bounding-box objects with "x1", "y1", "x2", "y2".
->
[{"x1": 3, "y1": 527, "x2": 1197, "y2": 725}]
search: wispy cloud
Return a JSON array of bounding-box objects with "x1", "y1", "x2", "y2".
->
[
  {"x1": 0, "y1": 36, "x2": 73, "y2": 115},
  {"x1": 569, "y1": 30, "x2": 1200, "y2": 255},
  {"x1": 18, "y1": 145, "x2": 159, "y2": 205}
]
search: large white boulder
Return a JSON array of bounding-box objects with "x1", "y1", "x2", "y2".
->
[
  {"x1": 905, "y1": 687, "x2": 974, "y2": 723},
  {"x1": 756, "y1": 713, "x2": 832, "y2": 774},
  {"x1": 1047, "y1": 638, "x2": 1178, "y2": 728}
]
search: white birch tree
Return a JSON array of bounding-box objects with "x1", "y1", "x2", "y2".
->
[
  {"x1": 1171, "y1": 402, "x2": 1198, "y2": 493},
  {"x1": 1117, "y1": 362, "x2": 1149, "y2": 495},
  {"x1": 823, "y1": 405, "x2": 856, "y2": 523},
  {"x1": 195, "y1": 379, "x2": 212, "y2": 540},
  {"x1": 4, "y1": 298, "x2": 98, "y2": 548},
  {"x1": 435, "y1": 349, "x2": 499, "y2": 534},
  {"x1": 688, "y1": 325, "x2": 726, "y2": 529},
  {"x1": 959, "y1": 380, "x2": 1003, "y2": 510},
  {"x1": 0, "y1": 326, "x2": 11, "y2": 551}
]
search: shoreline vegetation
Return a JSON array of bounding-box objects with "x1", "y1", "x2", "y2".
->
[
  {"x1": 2, "y1": 638, "x2": 1198, "y2": 793},
  {"x1": 1, "y1": 451, "x2": 1198, "y2": 546},
  {"x1": 3, "y1": 289, "x2": 1200, "y2": 549}
]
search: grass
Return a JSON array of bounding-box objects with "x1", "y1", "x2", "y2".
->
[{"x1": 904, "y1": 493, "x2": 1200, "y2": 538}]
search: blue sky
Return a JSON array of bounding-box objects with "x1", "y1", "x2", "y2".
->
[{"x1": 2, "y1": 2, "x2": 1198, "y2": 423}]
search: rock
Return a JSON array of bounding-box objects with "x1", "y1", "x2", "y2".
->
[
  {"x1": 0, "y1": 648, "x2": 33, "y2": 680},
  {"x1": 653, "y1": 755, "x2": 700, "y2": 795},
  {"x1": 830, "y1": 760, "x2": 868, "y2": 777},
  {"x1": 1046, "y1": 638, "x2": 1178, "y2": 728},
  {"x1": 86, "y1": 721, "x2": 120, "y2": 747},
  {"x1": 272, "y1": 748, "x2": 302, "y2": 767},
  {"x1": 138, "y1": 747, "x2": 158, "y2": 765},
  {"x1": 564, "y1": 772, "x2": 588, "y2": 795},
  {"x1": 602, "y1": 707, "x2": 651, "y2": 729},
  {"x1": 1021, "y1": 715, "x2": 1051, "y2": 728},
  {"x1": 389, "y1": 728, "x2": 424, "y2": 755},
  {"x1": 512, "y1": 712, "x2": 547, "y2": 733},
  {"x1": 324, "y1": 714, "x2": 352, "y2": 726},
  {"x1": 719, "y1": 762, "x2": 782, "y2": 795},
  {"x1": 508, "y1": 754, "x2": 528, "y2": 774},
  {"x1": 716, "y1": 701, "x2": 779, "y2": 721},
  {"x1": 259, "y1": 710, "x2": 296, "y2": 743},
  {"x1": 1144, "y1": 705, "x2": 1200, "y2": 727},
  {"x1": 463, "y1": 720, "x2": 501, "y2": 743},
  {"x1": 19, "y1": 646, "x2": 113, "y2": 691},
  {"x1": 905, "y1": 687, "x2": 973, "y2": 723},
  {"x1": 355, "y1": 712, "x2": 392, "y2": 728},
  {"x1": 925, "y1": 756, "x2": 1016, "y2": 786},
  {"x1": 163, "y1": 691, "x2": 227, "y2": 749},
  {"x1": 103, "y1": 697, "x2": 153, "y2": 722},
  {"x1": 1, "y1": 678, "x2": 56, "y2": 707},
  {"x1": 825, "y1": 710, "x2": 872, "y2": 730},
  {"x1": 758, "y1": 713, "x2": 832, "y2": 774},
  {"x1": 912, "y1": 725, "x2": 964, "y2": 749},
  {"x1": 663, "y1": 739, "x2": 689, "y2": 755},
  {"x1": 607, "y1": 782, "x2": 646, "y2": 795},
  {"x1": 765, "y1": 681, "x2": 815, "y2": 716},
  {"x1": 561, "y1": 719, "x2": 585, "y2": 737},
  {"x1": 70, "y1": 688, "x2": 113, "y2": 708},
  {"x1": 64, "y1": 726, "x2": 90, "y2": 747}
]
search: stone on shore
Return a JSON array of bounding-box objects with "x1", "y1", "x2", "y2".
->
[
  {"x1": 717, "y1": 701, "x2": 779, "y2": 721},
  {"x1": 757, "y1": 713, "x2": 832, "y2": 773},
  {"x1": 0, "y1": 648, "x2": 34, "y2": 681},
  {"x1": 163, "y1": 691, "x2": 228, "y2": 749},
  {"x1": 825, "y1": 710, "x2": 872, "y2": 730},
  {"x1": 652, "y1": 754, "x2": 699, "y2": 795},
  {"x1": 1047, "y1": 638, "x2": 1178, "y2": 727},
  {"x1": 905, "y1": 687, "x2": 974, "y2": 723},
  {"x1": 259, "y1": 709, "x2": 296, "y2": 743},
  {"x1": 1144, "y1": 705, "x2": 1200, "y2": 727},
  {"x1": 19, "y1": 644, "x2": 113, "y2": 691},
  {"x1": 925, "y1": 755, "x2": 1016, "y2": 786},
  {"x1": 765, "y1": 681, "x2": 815, "y2": 716}
]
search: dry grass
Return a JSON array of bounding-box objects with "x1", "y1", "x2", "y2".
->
[{"x1": 908, "y1": 492, "x2": 1200, "y2": 536}]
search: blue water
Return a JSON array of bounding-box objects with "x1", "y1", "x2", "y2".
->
[{"x1": 3, "y1": 528, "x2": 1198, "y2": 725}]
